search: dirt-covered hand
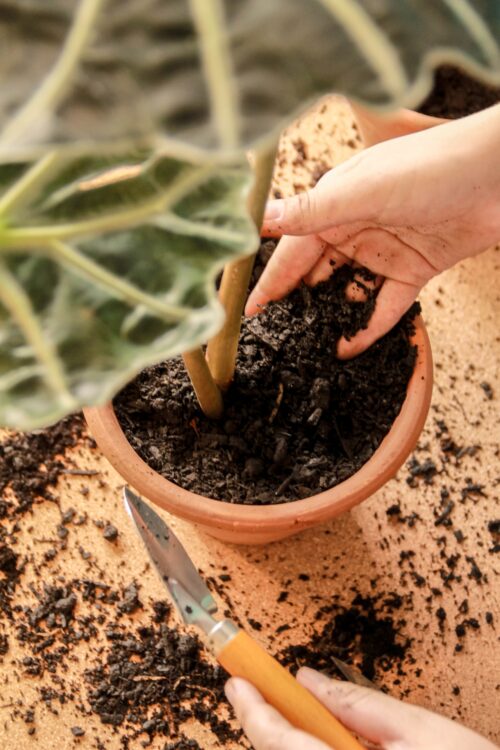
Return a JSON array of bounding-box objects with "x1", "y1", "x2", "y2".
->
[
  {"x1": 245, "y1": 105, "x2": 500, "y2": 358},
  {"x1": 225, "y1": 669, "x2": 498, "y2": 750}
]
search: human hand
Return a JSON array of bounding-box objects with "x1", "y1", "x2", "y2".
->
[
  {"x1": 246, "y1": 105, "x2": 500, "y2": 358},
  {"x1": 225, "y1": 667, "x2": 498, "y2": 750}
]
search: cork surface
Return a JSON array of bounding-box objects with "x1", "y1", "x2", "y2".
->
[{"x1": 0, "y1": 97, "x2": 499, "y2": 749}]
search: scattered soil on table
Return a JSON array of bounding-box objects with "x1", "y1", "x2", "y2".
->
[
  {"x1": 12, "y1": 579, "x2": 241, "y2": 748},
  {"x1": 115, "y1": 241, "x2": 418, "y2": 504},
  {"x1": 1, "y1": 68, "x2": 498, "y2": 748},
  {"x1": 0, "y1": 414, "x2": 87, "y2": 517},
  {"x1": 0, "y1": 415, "x2": 87, "y2": 618},
  {"x1": 84, "y1": 596, "x2": 240, "y2": 747},
  {"x1": 384, "y1": 414, "x2": 497, "y2": 655},
  {"x1": 0, "y1": 418, "x2": 240, "y2": 748},
  {"x1": 279, "y1": 592, "x2": 410, "y2": 683},
  {"x1": 419, "y1": 65, "x2": 500, "y2": 118},
  {"x1": 3, "y1": 419, "x2": 494, "y2": 746}
]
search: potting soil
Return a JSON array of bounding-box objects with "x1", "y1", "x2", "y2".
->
[
  {"x1": 115, "y1": 243, "x2": 419, "y2": 504},
  {"x1": 0, "y1": 65, "x2": 498, "y2": 749},
  {"x1": 419, "y1": 65, "x2": 500, "y2": 118}
]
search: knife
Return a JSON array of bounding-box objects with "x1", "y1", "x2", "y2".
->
[
  {"x1": 123, "y1": 487, "x2": 364, "y2": 750},
  {"x1": 331, "y1": 656, "x2": 380, "y2": 691}
]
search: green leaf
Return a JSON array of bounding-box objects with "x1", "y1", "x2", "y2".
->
[
  {"x1": 0, "y1": 0, "x2": 499, "y2": 430},
  {"x1": 0, "y1": 149, "x2": 256, "y2": 429},
  {"x1": 0, "y1": 0, "x2": 499, "y2": 155}
]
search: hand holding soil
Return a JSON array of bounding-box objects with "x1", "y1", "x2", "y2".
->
[
  {"x1": 247, "y1": 104, "x2": 500, "y2": 358},
  {"x1": 226, "y1": 669, "x2": 499, "y2": 750}
]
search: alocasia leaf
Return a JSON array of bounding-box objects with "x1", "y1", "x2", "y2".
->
[
  {"x1": 0, "y1": 0, "x2": 499, "y2": 429},
  {"x1": 0, "y1": 150, "x2": 256, "y2": 428},
  {"x1": 0, "y1": 0, "x2": 499, "y2": 155}
]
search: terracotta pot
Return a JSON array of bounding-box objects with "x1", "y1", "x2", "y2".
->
[
  {"x1": 349, "y1": 103, "x2": 447, "y2": 147},
  {"x1": 84, "y1": 316, "x2": 432, "y2": 545}
]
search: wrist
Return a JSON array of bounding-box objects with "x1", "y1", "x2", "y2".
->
[{"x1": 447, "y1": 105, "x2": 500, "y2": 248}]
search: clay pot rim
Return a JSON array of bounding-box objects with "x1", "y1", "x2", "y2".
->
[{"x1": 84, "y1": 315, "x2": 432, "y2": 533}]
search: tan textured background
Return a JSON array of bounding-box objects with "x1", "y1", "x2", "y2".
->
[{"x1": 0, "y1": 96, "x2": 499, "y2": 749}]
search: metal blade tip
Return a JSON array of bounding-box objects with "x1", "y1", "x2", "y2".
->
[
  {"x1": 123, "y1": 490, "x2": 133, "y2": 525},
  {"x1": 122, "y1": 487, "x2": 218, "y2": 616},
  {"x1": 123, "y1": 486, "x2": 147, "y2": 522},
  {"x1": 123, "y1": 486, "x2": 138, "y2": 511}
]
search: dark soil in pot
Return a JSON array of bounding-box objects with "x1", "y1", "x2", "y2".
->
[
  {"x1": 114, "y1": 240, "x2": 419, "y2": 504},
  {"x1": 109, "y1": 66, "x2": 500, "y2": 508},
  {"x1": 418, "y1": 64, "x2": 500, "y2": 118}
]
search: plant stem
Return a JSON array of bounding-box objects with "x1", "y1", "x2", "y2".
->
[
  {"x1": 0, "y1": 0, "x2": 104, "y2": 147},
  {"x1": 0, "y1": 164, "x2": 215, "y2": 248},
  {"x1": 50, "y1": 240, "x2": 190, "y2": 323},
  {"x1": 182, "y1": 349, "x2": 223, "y2": 420},
  {"x1": 0, "y1": 152, "x2": 59, "y2": 217},
  {"x1": 0, "y1": 260, "x2": 76, "y2": 409},
  {"x1": 189, "y1": 0, "x2": 239, "y2": 149},
  {"x1": 205, "y1": 141, "x2": 278, "y2": 390}
]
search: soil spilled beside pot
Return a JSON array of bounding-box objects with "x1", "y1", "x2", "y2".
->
[{"x1": 114, "y1": 241, "x2": 418, "y2": 505}]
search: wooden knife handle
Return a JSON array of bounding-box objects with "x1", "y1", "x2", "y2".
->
[{"x1": 218, "y1": 630, "x2": 364, "y2": 750}]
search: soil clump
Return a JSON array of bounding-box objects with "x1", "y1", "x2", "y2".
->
[{"x1": 279, "y1": 592, "x2": 410, "y2": 682}]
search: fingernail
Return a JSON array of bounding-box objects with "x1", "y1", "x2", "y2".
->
[
  {"x1": 336, "y1": 336, "x2": 355, "y2": 360},
  {"x1": 297, "y1": 667, "x2": 329, "y2": 688},
  {"x1": 298, "y1": 668, "x2": 345, "y2": 694},
  {"x1": 246, "y1": 302, "x2": 265, "y2": 317},
  {"x1": 224, "y1": 678, "x2": 239, "y2": 704},
  {"x1": 264, "y1": 200, "x2": 284, "y2": 222}
]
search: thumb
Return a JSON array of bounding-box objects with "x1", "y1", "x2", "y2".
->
[
  {"x1": 297, "y1": 669, "x2": 498, "y2": 750},
  {"x1": 261, "y1": 154, "x2": 375, "y2": 236},
  {"x1": 297, "y1": 668, "x2": 424, "y2": 745},
  {"x1": 262, "y1": 191, "x2": 327, "y2": 236}
]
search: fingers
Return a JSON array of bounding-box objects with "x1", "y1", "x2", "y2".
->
[
  {"x1": 345, "y1": 266, "x2": 383, "y2": 302},
  {"x1": 225, "y1": 678, "x2": 330, "y2": 750},
  {"x1": 261, "y1": 153, "x2": 374, "y2": 237},
  {"x1": 297, "y1": 669, "x2": 499, "y2": 750},
  {"x1": 304, "y1": 246, "x2": 349, "y2": 286},
  {"x1": 245, "y1": 234, "x2": 326, "y2": 315},
  {"x1": 337, "y1": 278, "x2": 420, "y2": 359},
  {"x1": 297, "y1": 668, "x2": 423, "y2": 745},
  {"x1": 246, "y1": 236, "x2": 419, "y2": 359}
]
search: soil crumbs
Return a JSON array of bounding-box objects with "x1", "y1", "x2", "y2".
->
[
  {"x1": 115, "y1": 242, "x2": 418, "y2": 504},
  {"x1": 0, "y1": 418, "x2": 240, "y2": 749},
  {"x1": 280, "y1": 592, "x2": 411, "y2": 683},
  {"x1": 1, "y1": 408, "x2": 496, "y2": 746},
  {"x1": 0, "y1": 412, "x2": 415, "y2": 748},
  {"x1": 1, "y1": 65, "x2": 498, "y2": 749}
]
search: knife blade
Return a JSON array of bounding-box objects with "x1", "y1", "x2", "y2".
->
[
  {"x1": 123, "y1": 487, "x2": 364, "y2": 750},
  {"x1": 123, "y1": 486, "x2": 216, "y2": 614}
]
